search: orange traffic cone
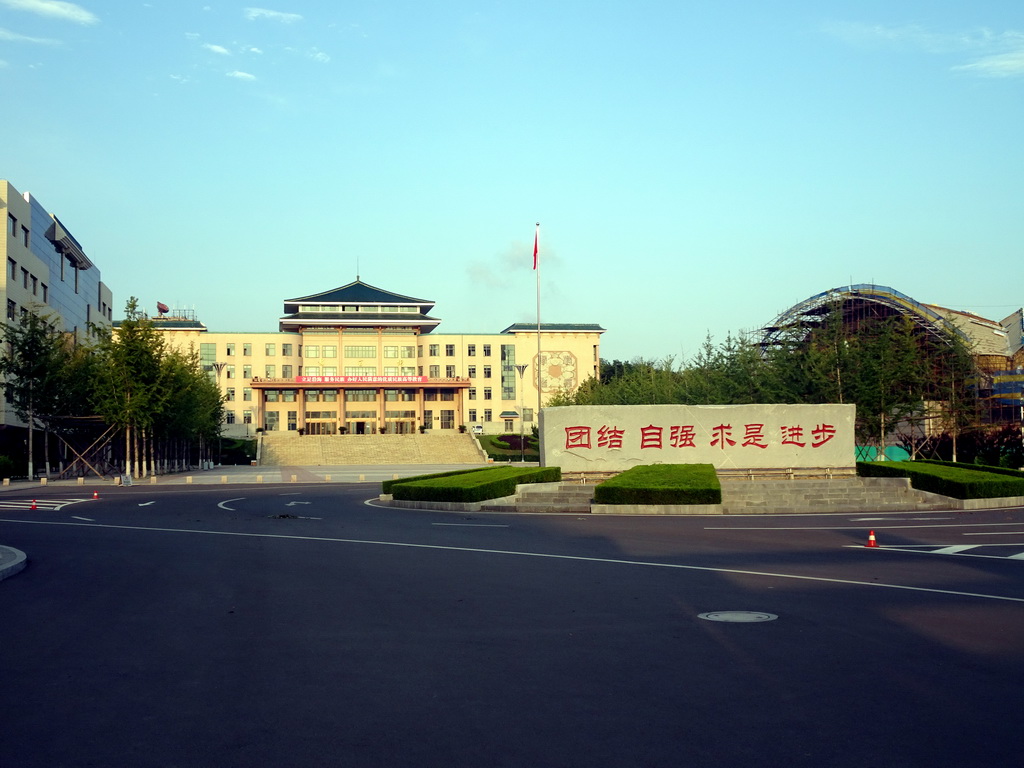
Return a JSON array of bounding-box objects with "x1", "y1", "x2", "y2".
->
[
  {"x1": 93, "y1": 490, "x2": 99, "y2": 500},
  {"x1": 31, "y1": 499, "x2": 37, "y2": 510},
  {"x1": 865, "y1": 530, "x2": 878, "y2": 548}
]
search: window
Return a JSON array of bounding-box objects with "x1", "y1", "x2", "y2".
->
[
  {"x1": 323, "y1": 345, "x2": 337, "y2": 358},
  {"x1": 30, "y1": 276, "x2": 37, "y2": 295},
  {"x1": 265, "y1": 343, "x2": 276, "y2": 356},
  {"x1": 21, "y1": 226, "x2": 28, "y2": 247},
  {"x1": 484, "y1": 388, "x2": 492, "y2": 400},
  {"x1": 468, "y1": 365, "x2": 476, "y2": 378},
  {"x1": 7, "y1": 213, "x2": 16, "y2": 236},
  {"x1": 243, "y1": 343, "x2": 252, "y2": 356},
  {"x1": 265, "y1": 365, "x2": 276, "y2": 377},
  {"x1": 484, "y1": 409, "x2": 492, "y2": 422},
  {"x1": 305, "y1": 345, "x2": 320, "y2": 358},
  {"x1": 226, "y1": 388, "x2": 236, "y2": 401},
  {"x1": 40, "y1": 284, "x2": 47, "y2": 303},
  {"x1": 429, "y1": 365, "x2": 439, "y2": 378},
  {"x1": 226, "y1": 343, "x2": 235, "y2": 356},
  {"x1": 226, "y1": 365, "x2": 235, "y2": 379},
  {"x1": 483, "y1": 366, "x2": 492, "y2": 378},
  {"x1": 21, "y1": 267, "x2": 28, "y2": 289},
  {"x1": 243, "y1": 410, "x2": 252, "y2": 424},
  {"x1": 7, "y1": 258, "x2": 15, "y2": 280},
  {"x1": 243, "y1": 388, "x2": 252, "y2": 401},
  {"x1": 283, "y1": 390, "x2": 297, "y2": 402},
  {"x1": 440, "y1": 410, "x2": 455, "y2": 429},
  {"x1": 445, "y1": 344, "x2": 455, "y2": 357},
  {"x1": 306, "y1": 390, "x2": 320, "y2": 402},
  {"x1": 306, "y1": 366, "x2": 321, "y2": 376},
  {"x1": 6, "y1": 300, "x2": 15, "y2": 321},
  {"x1": 345, "y1": 345, "x2": 376, "y2": 358},
  {"x1": 243, "y1": 365, "x2": 252, "y2": 379},
  {"x1": 441, "y1": 392, "x2": 454, "y2": 401},
  {"x1": 483, "y1": 344, "x2": 492, "y2": 356},
  {"x1": 225, "y1": 411, "x2": 236, "y2": 424},
  {"x1": 384, "y1": 346, "x2": 399, "y2": 358},
  {"x1": 467, "y1": 344, "x2": 476, "y2": 356},
  {"x1": 524, "y1": 408, "x2": 534, "y2": 422},
  {"x1": 282, "y1": 365, "x2": 293, "y2": 377},
  {"x1": 468, "y1": 388, "x2": 476, "y2": 400},
  {"x1": 282, "y1": 343, "x2": 293, "y2": 356},
  {"x1": 468, "y1": 409, "x2": 477, "y2": 422},
  {"x1": 429, "y1": 344, "x2": 439, "y2": 356},
  {"x1": 423, "y1": 411, "x2": 433, "y2": 429},
  {"x1": 445, "y1": 365, "x2": 456, "y2": 377},
  {"x1": 266, "y1": 390, "x2": 279, "y2": 402},
  {"x1": 424, "y1": 390, "x2": 438, "y2": 401}
]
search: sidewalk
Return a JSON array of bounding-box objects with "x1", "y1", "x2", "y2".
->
[{"x1": 1, "y1": 463, "x2": 490, "y2": 489}]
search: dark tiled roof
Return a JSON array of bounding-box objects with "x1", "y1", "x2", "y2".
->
[
  {"x1": 286, "y1": 280, "x2": 432, "y2": 307},
  {"x1": 500, "y1": 323, "x2": 605, "y2": 334}
]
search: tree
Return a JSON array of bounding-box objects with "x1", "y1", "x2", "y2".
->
[{"x1": 0, "y1": 311, "x2": 76, "y2": 478}]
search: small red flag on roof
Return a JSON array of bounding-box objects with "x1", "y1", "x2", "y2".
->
[{"x1": 533, "y1": 223, "x2": 539, "y2": 270}]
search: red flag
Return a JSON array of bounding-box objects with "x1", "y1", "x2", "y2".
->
[{"x1": 533, "y1": 224, "x2": 539, "y2": 270}]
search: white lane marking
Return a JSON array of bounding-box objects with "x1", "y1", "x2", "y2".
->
[
  {"x1": 138, "y1": 502, "x2": 155, "y2": 507},
  {"x1": 432, "y1": 523, "x2": 510, "y2": 528},
  {"x1": 963, "y1": 531, "x2": 1024, "y2": 536},
  {"x1": 285, "y1": 501, "x2": 311, "y2": 506},
  {"x1": 2, "y1": 517, "x2": 1024, "y2": 604},
  {"x1": 71, "y1": 516, "x2": 94, "y2": 522},
  {"x1": 218, "y1": 497, "x2": 245, "y2": 511},
  {"x1": 931, "y1": 545, "x2": 977, "y2": 555},
  {"x1": 705, "y1": 522, "x2": 1024, "y2": 531},
  {"x1": 1010, "y1": 552, "x2": 1024, "y2": 560}
]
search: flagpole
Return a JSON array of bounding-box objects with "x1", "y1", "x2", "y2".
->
[{"x1": 534, "y1": 223, "x2": 542, "y2": 418}]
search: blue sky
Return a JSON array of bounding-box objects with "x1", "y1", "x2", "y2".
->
[{"x1": 2, "y1": 1, "x2": 1022, "y2": 363}]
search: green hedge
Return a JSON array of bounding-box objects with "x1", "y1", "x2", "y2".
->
[
  {"x1": 594, "y1": 464, "x2": 721, "y2": 506},
  {"x1": 857, "y1": 461, "x2": 1024, "y2": 499},
  {"x1": 390, "y1": 465, "x2": 561, "y2": 503},
  {"x1": 911, "y1": 459, "x2": 1024, "y2": 479},
  {"x1": 381, "y1": 467, "x2": 493, "y2": 495}
]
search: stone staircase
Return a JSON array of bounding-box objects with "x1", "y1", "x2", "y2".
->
[
  {"x1": 717, "y1": 476, "x2": 945, "y2": 514},
  {"x1": 480, "y1": 475, "x2": 949, "y2": 515},
  {"x1": 480, "y1": 482, "x2": 595, "y2": 514},
  {"x1": 260, "y1": 432, "x2": 487, "y2": 466}
]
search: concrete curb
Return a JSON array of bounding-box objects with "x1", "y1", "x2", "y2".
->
[{"x1": 0, "y1": 545, "x2": 27, "y2": 582}]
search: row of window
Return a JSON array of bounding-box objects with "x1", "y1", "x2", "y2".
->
[
  {"x1": 7, "y1": 213, "x2": 29, "y2": 248},
  {"x1": 7, "y1": 258, "x2": 48, "y2": 303},
  {"x1": 210, "y1": 342, "x2": 502, "y2": 359},
  {"x1": 222, "y1": 408, "x2": 518, "y2": 425}
]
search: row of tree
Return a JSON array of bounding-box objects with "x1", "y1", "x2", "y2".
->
[
  {"x1": 0, "y1": 299, "x2": 223, "y2": 479},
  {"x1": 552, "y1": 309, "x2": 989, "y2": 461}
]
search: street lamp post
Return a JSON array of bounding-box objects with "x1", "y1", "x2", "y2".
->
[
  {"x1": 515, "y1": 364, "x2": 529, "y2": 464},
  {"x1": 211, "y1": 362, "x2": 227, "y2": 467}
]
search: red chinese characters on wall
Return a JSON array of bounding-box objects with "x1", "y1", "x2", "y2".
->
[{"x1": 563, "y1": 423, "x2": 839, "y2": 451}]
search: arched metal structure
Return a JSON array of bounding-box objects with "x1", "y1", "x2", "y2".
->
[{"x1": 760, "y1": 283, "x2": 968, "y2": 351}]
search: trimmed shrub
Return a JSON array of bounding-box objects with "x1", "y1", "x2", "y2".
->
[
  {"x1": 857, "y1": 461, "x2": 1024, "y2": 499},
  {"x1": 594, "y1": 464, "x2": 721, "y2": 506},
  {"x1": 381, "y1": 467, "x2": 493, "y2": 495},
  {"x1": 390, "y1": 465, "x2": 561, "y2": 503}
]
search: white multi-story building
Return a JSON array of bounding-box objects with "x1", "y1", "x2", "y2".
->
[{"x1": 155, "y1": 279, "x2": 604, "y2": 438}]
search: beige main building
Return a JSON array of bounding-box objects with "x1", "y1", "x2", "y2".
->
[{"x1": 156, "y1": 280, "x2": 604, "y2": 439}]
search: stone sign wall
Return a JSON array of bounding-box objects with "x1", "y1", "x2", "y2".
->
[{"x1": 540, "y1": 404, "x2": 855, "y2": 472}]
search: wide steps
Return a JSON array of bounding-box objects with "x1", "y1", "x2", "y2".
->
[
  {"x1": 719, "y1": 477, "x2": 945, "y2": 514},
  {"x1": 260, "y1": 433, "x2": 486, "y2": 466}
]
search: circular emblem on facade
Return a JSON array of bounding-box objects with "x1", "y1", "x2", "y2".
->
[
  {"x1": 534, "y1": 351, "x2": 578, "y2": 393},
  {"x1": 698, "y1": 611, "x2": 778, "y2": 623}
]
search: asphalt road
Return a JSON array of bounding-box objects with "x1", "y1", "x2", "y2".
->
[{"x1": 2, "y1": 484, "x2": 1024, "y2": 767}]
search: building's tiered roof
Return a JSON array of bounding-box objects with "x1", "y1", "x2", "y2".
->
[{"x1": 279, "y1": 279, "x2": 441, "y2": 333}]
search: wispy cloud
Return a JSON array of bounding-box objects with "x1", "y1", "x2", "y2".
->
[
  {"x1": 0, "y1": 26, "x2": 59, "y2": 44},
  {"x1": 953, "y1": 49, "x2": 1024, "y2": 78},
  {"x1": 308, "y1": 47, "x2": 329, "y2": 63},
  {"x1": 824, "y1": 21, "x2": 1024, "y2": 78},
  {"x1": 244, "y1": 7, "x2": 301, "y2": 24},
  {"x1": 0, "y1": 0, "x2": 98, "y2": 25},
  {"x1": 203, "y1": 43, "x2": 230, "y2": 55},
  {"x1": 227, "y1": 70, "x2": 256, "y2": 81}
]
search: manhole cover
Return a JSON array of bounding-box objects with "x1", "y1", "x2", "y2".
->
[{"x1": 698, "y1": 611, "x2": 778, "y2": 623}]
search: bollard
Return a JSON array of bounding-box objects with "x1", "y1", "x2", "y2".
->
[
  {"x1": 221, "y1": 475, "x2": 227, "y2": 484},
  {"x1": 291, "y1": 474, "x2": 297, "y2": 483},
  {"x1": 186, "y1": 476, "x2": 193, "y2": 484},
  {"x1": 40, "y1": 477, "x2": 47, "y2": 486},
  {"x1": 359, "y1": 474, "x2": 365, "y2": 482},
  {"x1": 325, "y1": 475, "x2": 331, "y2": 482},
  {"x1": 3, "y1": 477, "x2": 9, "y2": 486},
  {"x1": 77, "y1": 477, "x2": 84, "y2": 485},
  {"x1": 257, "y1": 475, "x2": 263, "y2": 483},
  {"x1": 393, "y1": 474, "x2": 399, "y2": 480},
  {"x1": 150, "y1": 475, "x2": 157, "y2": 484}
]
